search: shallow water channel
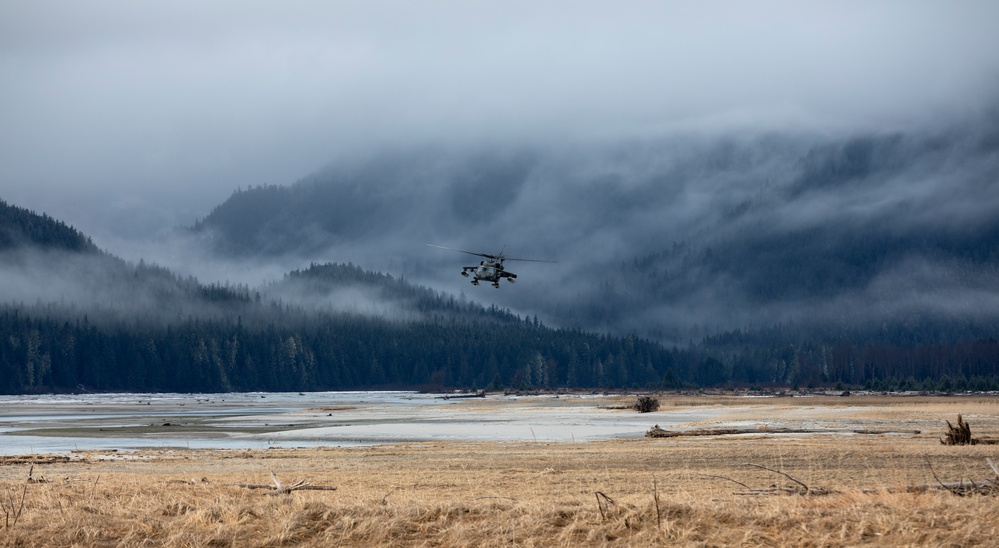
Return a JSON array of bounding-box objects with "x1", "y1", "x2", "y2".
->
[{"x1": 0, "y1": 392, "x2": 713, "y2": 455}]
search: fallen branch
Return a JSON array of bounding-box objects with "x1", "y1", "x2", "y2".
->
[
  {"x1": 734, "y1": 486, "x2": 818, "y2": 496},
  {"x1": 925, "y1": 457, "x2": 996, "y2": 496},
  {"x1": 867, "y1": 479, "x2": 998, "y2": 495},
  {"x1": 595, "y1": 491, "x2": 615, "y2": 520},
  {"x1": 228, "y1": 471, "x2": 337, "y2": 495},
  {"x1": 863, "y1": 458, "x2": 999, "y2": 495},
  {"x1": 699, "y1": 473, "x2": 753, "y2": 490},
  {"x1": 26, "y1": 465, "x2": 44, "y2": 485},
  {"x1": 744, "y1": 463, "x2": 817, "y2": 495},
  {"x1": 380, "y1": 487, "x2": 399, "y2": 505},
  {"x1": 925, "y1": 456, "x2": 956, "y2": 495},
  {"x1": 724, "y1": 463, "x2": 837, "y2": 496},
  {"x1": 652, "y1": 476, "x2": 662, "y2": 530},
  {"x1": 713, "y1": 458, "x2": 997, "y2": 497}
]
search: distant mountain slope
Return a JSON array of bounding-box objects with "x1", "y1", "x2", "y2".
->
[
  {"x1": 0, "y1": 199, "x2": 98, "y2": 253},
  {"x1": 193, "y1": 148, "x2": 538, "y2": 257},
  {"x1": 263, "y1": 261, "x2": 525, "y2": 324},
  {"x1": 191, "y1": 111, "x2": 999, "y2": 344},
  {"x1": 0, "y1": 197, "x2": 256, "y2": 322},
  {"x1": 0, "y1": 198, "x2": 515, "y2": 326}
]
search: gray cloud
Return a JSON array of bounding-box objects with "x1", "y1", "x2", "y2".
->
[{"x1": 3, "y1": 1, "x2": 999, "y2": 244}]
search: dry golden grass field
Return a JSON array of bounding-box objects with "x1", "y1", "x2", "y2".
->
[{"x1": 2, "y1": 394, "x2": 998, "y2": 546}]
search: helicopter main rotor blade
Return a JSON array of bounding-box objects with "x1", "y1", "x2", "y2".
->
[
  {"x1": 428, "y1": 244, "x2": 556, "y2": 263},
  {"x1": 426, "y1": 244, "x2": 498, "y2": 260},
  {"x1": 501, "y1": 256, "x2": 558, "y2": 263}
]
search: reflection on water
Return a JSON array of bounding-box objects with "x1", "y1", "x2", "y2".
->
[{"x1": 1, "y1": 391, "x2": 702, "y2": 455}]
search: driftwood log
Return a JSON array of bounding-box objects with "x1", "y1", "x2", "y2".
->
[
  {"x1": 646, "y1": 425, "x2": 920, "y2": 438},
  {"x1": 647, "y1": 425, "x2": 745, "y2": 438},
  {"x1": 439, "y1": 391, "x2": 486, "y2": 400},
  {"x1": 228, "y1": 471, "x2": 337, "y2": 495}
]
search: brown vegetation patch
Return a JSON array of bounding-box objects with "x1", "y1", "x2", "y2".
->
[
  {"x1": 0, "y1": 455, "x2": 75, "y2": 466},
  {"x1": 305, "y1": 406, "x2": 359, "y2": 412},
  {"x1": 2, "y1": 396, "x2": 998, "y2": 546}
]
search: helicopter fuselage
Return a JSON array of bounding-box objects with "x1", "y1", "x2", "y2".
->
[{"x1": 461, "y1": 259, "x2": 517, "y2": 288}]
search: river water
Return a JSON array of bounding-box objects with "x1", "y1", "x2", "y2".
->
[{"x1": 0, "y1": 392, "x2": 712, "y2": 455}]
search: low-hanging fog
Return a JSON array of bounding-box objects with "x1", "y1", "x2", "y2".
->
[
  {"x1": 183, "y1": 115, "x2": 999, "y2": 342},
  {"x1": 3, "y1": 2, "x2": 999, "y2": 343}
]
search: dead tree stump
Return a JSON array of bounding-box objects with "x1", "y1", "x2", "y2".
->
[{"x1": 941, "y1": 414, "x2": 975, "y2": 445}]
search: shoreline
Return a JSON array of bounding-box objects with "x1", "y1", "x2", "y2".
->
[{"x1": 3, "y1": 391, "x2": 998, "y2": 456}]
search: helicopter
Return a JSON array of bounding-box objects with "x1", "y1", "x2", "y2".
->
[{"x1": 427, "y1": 244, "x2": 555, "y2": 288}]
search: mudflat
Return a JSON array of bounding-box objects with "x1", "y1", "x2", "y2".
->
[{"x1": 1, "y1": 394, "x2": 998, "y2": 546}]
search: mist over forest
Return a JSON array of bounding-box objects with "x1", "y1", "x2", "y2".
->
[{"x1": 190, "y1": 107, "x2": 999, "y2": 345}]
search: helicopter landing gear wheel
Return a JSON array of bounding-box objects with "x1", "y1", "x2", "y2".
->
[
  {"x1": 460, "y1": 271, "x2": 469, "y2": 277},
  {"x1": 471, "y1": 280, "x2": 479, "y2": 286},
  {"x1": 492, "y1": 283, "x2": 500, "y2": 288}
]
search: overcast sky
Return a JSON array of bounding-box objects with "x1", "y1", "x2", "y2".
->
[{"x1": 2, "y1": 1, "x2": 999, "y2": 242}]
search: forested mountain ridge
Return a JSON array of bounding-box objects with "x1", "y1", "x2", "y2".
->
[
  {"x1": 2, "y1": 196, "x2": 254, "y2": 324},
  {"x1": 1, "y1": 199, "x2": 99, "y2": 253},
  {"x1": 0, "y1": 199, "x2": 689, "y2": 394},
  {"x1": 268, "y1": 262, "x2": 524, "y2": 324}
]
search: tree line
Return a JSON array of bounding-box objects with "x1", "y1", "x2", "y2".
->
[
  {"x1": 4, "y1": 296, "x2": 998, "y2": 394},
  {"x1": 696, "y1": 320, "x2": 999, "y2": 391},
  {"x1": 0, "y1": 302, "x2": 688, "y2": 394}
]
